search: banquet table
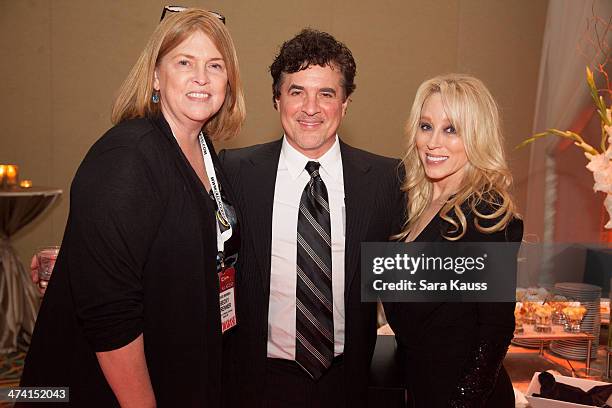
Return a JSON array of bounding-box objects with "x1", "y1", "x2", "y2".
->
[
  {"x1": 513, "y1": 330, "x2": 596, "y2": 369},
  {"x1": 0, "y1": 186, "x2": 62, "y2": 353}
]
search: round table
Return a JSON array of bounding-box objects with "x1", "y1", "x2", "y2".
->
[{"x1": 0, "y1": 186, "x2": 62, "y2": 353}]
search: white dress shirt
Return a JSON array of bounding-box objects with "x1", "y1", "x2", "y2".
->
[{"x1": 267, "y1": 136, "x2": 346, "y2": 359}]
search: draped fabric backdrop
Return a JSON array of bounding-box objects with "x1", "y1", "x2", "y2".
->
[{"x1": 524, "y1": 0, "x2": 610, "y2": 284}]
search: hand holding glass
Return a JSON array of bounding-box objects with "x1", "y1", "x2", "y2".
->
[{"x1": 36, "y1": 246, "x2": 60, "y2": 289}]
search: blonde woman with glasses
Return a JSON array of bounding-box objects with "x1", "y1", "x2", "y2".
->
[{"x1": 19, "y1": 8, "x2": 245, "y2": 407}]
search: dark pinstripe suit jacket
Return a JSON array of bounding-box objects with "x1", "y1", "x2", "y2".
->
[{"x1": 219, "y1": 138, "x2": 405, "y2": 408}]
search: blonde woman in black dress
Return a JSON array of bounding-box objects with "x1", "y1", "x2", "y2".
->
[{"x1": 384, "y1": 74, "x2": 522, "y2": 408}]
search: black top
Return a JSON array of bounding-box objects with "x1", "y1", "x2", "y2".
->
[
  {"x1": 384, "y1": 199, "x2": 523, "y2": 408},
  {"x1": 19, "y1": 115, "x2": 239, "y2": 407}
]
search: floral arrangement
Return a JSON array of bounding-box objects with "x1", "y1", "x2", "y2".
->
[{"x1": 518, "y1": 12, "x2": 611, "y2": 227}]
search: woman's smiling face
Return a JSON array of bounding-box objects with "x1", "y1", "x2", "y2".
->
[
  {"x1": 154, "y1": 30, "x2": 228, "y2": 132},
  {"x1": 416, "y1": 93, "x2": 468, "y2": 186}
]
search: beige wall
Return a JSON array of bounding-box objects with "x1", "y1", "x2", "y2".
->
[{"x1": 0, "y1": 0, "x2": 548, "y2": 265}]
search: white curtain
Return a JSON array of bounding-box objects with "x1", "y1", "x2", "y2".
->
[{"x1": 524, "y1": 0, "x2": 609, "y2": 283}]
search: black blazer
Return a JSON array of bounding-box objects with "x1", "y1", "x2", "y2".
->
[{"x1": 219, "y1": 139, "x2": 405, "y2": 408}]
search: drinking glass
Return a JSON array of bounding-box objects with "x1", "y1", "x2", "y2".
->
[{"x1": 36, "y1": 246, "x2": 60, "y2": 289}]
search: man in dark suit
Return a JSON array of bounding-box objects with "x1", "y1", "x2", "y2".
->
[{"x1": 220, "y1": 29, "x2": 405, "y2": 408}]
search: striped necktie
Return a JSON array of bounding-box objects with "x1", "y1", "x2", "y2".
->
[{"x1": 295, "y1": 161, "x2": 334, "y2": 380}]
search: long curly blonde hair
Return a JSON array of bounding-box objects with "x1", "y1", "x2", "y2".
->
[{"x1": 398, "y1": 74, "x2": 518, "y2": 241}]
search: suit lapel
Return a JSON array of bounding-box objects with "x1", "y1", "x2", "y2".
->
[
  {"x1": 241, "y1": 139, "x2": 282, "y2": 301},
  {"x1": 242, "y1": 139, "x2": 375, "y2": 307},
  {"x1": 340, "y1": 141, "x2": 375, "y2": 304}
]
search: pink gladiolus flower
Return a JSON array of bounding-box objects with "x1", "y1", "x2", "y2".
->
[
  {"x1": 604, "y1": 195, "x2": 612, "y2": 229},
  {"x1": 587, "y1": 147, "x2": 612, "y2": 228},
  {"x1": 586, "y1": 154, "x2": 612, "y2": 194}
]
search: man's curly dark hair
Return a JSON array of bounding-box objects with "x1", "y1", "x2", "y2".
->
[{"x1": 270, "y1": 28, "x2": 356, "y2": 109}]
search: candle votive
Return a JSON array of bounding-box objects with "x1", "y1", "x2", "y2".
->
[
  {"x1": 19, "y1": 180, "x2": 32, "y2": 188},
  {"x1": 5, "y1": 165, "x2": 18, "y2": 187},
  {"x1": 0, "y1": 165, "x2": 5, "y2": 187}
]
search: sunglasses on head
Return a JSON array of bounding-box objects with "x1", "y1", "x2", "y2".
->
[{"x1": 160, "y1": 5, "x2": 226, "y2": 24}]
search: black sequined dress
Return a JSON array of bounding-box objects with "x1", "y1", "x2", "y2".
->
[{"x1": 384, "y1": 200, "x2": 523, "y2": 408}]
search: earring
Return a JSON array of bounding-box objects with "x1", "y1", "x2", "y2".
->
[{"x1": 152, "y1": 92, "x2": 160, "y2": 104}]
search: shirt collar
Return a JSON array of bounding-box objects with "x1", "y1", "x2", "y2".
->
[{"x1": 281, "y1": 135, "x2": 343, "y2": 182}]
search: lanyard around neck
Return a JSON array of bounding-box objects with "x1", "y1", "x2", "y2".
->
[
  {"x1": 172, "y1": 130, "x2": 233, "y2": 253},
  {"x1": 197, "y1": 132, "x2": 233, "y2": 254}
]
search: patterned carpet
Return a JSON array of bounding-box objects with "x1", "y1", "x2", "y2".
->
[
  {"x1": 0, "y1": 352, "x2": 23, "y2": 387},
  {"x1": 0, "y1": 352, "x2": 24, "y2": 407}
]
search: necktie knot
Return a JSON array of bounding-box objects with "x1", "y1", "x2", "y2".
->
[{"x1": 305, "y1": 161, "x2": 321, "y2": 179}]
